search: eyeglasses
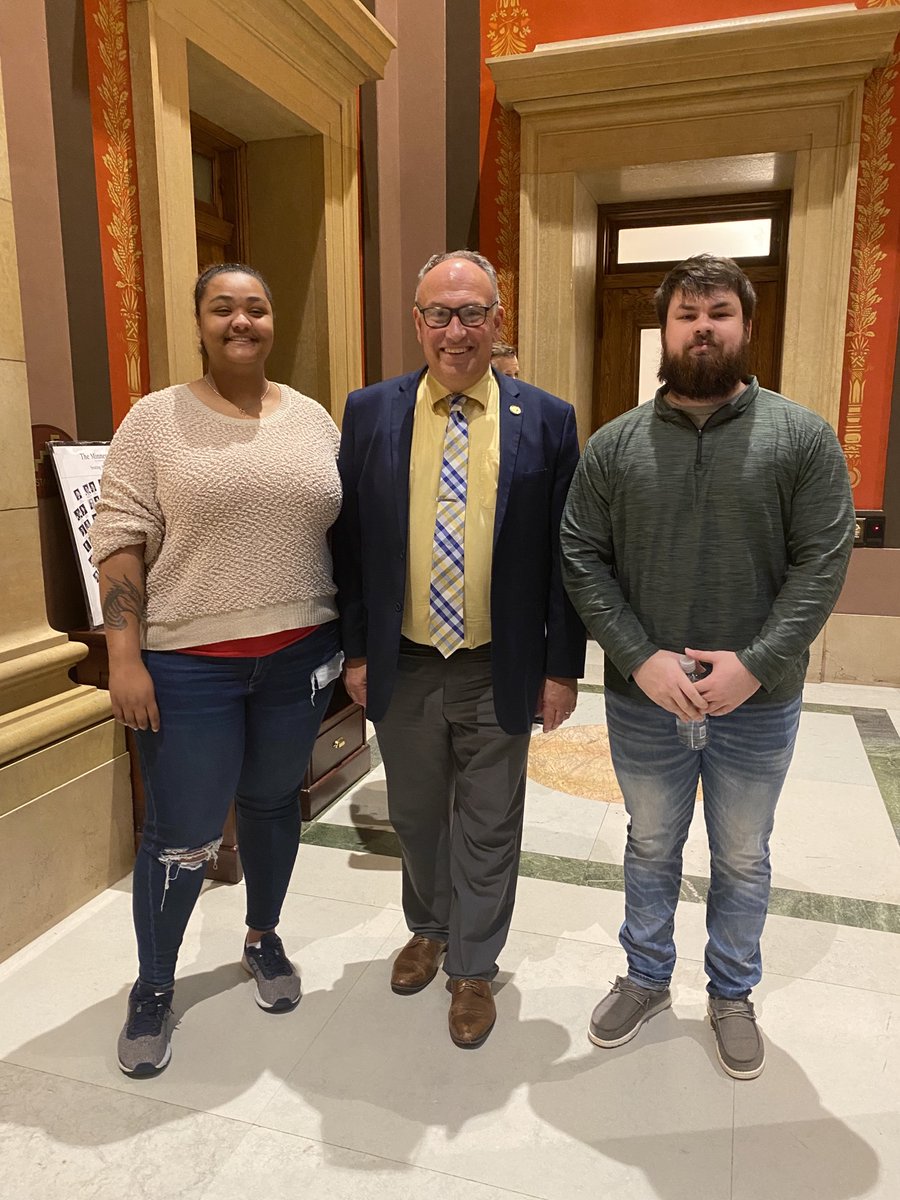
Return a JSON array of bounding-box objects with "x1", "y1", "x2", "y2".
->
[{"x1": 415, "y1": 302, "x2": 498, "y2": 329}]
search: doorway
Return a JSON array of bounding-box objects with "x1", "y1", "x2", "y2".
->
[{"x1": 593, "y1": 192, "x2": 790, "y2": 431}]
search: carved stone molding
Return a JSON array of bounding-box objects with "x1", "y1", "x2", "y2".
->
[{"x1": 487, "y1": 7, "x2": 900, "y2": 438}]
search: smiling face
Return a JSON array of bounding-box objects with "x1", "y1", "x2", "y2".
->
[
  {"x1": 413, "y1": 259, "x2": 503, "y2": 394},
  {"x1": 196, "y1": 271, "x2": 274, "y2": 373},
  {"x1": 660, "y1": 286, "x2": 751, "y2": 402}
]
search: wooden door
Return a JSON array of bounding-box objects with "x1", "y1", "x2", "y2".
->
[{"x1": 191, "y1": 112, "x2": 249, "y2": 270}]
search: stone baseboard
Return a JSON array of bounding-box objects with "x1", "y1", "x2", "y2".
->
[
  {"x1": 0, "y1": 720, "x2": 133, "y2": 964},
  {"x1": 807, "y1": 613, "x2": 900, "y2": 687}
]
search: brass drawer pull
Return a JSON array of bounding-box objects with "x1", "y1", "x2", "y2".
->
[{"x1": 332, "y1": 736, "x2": 347, "y2": 750}]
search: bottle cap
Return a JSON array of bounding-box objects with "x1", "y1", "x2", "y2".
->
[{"x1": 678, "y1": 655, "x2": 696, "y2": 673}]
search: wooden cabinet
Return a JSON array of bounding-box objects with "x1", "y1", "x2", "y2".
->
[
  {"x1": 300, "y1": 680, "x2": 370, "y2": 822},
  {"x1": 71, "y1": 631, "x2": 370, "y2": 883}
]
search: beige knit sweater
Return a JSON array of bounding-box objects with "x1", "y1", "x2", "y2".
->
[{"x1": 91, "y1": 384, "x2": 342, "y2": 650}]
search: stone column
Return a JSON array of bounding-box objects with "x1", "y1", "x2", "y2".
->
[{"x1": 0, "y1": 67, "x2": 133, "y2": 964}]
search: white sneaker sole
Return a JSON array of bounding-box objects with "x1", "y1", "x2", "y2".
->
[
  {"x1": 117, "y1": 1042, "x2": 172, "y2": 1077},
  {"x1": 241, "y1": 956, "x2": 301, "y2": 1012},
  {"x1": 708, "y1": 1014, "x2": 765, "y2": 1079}
]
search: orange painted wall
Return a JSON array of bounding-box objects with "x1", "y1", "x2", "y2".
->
[{"x1": 480, "y1": 0, "x2": 899, "y2": 508}]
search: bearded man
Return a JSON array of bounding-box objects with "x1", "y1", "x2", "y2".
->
[{"x1": 560, "y1": 254, "x2": 854, "y2": 1079}]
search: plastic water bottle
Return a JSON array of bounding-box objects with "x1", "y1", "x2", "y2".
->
[{"x1": 676, "y1": 655, "x2": 708, "y2": 750}]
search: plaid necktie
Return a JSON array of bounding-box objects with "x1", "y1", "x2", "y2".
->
[{"x1": 429, "y1": 394, "x2": 468, "y2": 656}]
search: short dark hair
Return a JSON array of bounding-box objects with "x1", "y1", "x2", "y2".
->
[
  {"x1": 654, "y1": 254, "x2": 756, "y2": 327},
  {"x1": 194, "y1": 262, "x2": 274, "y2": 316},
  {"x1": 491, "y1": 341, "x2": 517, "y2": 359}
]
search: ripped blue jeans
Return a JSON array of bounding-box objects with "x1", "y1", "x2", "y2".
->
[{"x1": 132, "y1": 621, "x2": 341, "y2": 990}]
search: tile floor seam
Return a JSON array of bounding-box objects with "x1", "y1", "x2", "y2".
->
[
  {"x1": 755, "y1": 967, "x2": 900, "y2": 999},
  {"x1": 585, "y1": 804, "x2": 613, "y2": 863},
  {"x1": 0, "y1": 1056, "x2": 260, "y2": 1130},
  {"x1": 504, "y1": 922, "x2": 900, "y2": 996},
  {"x1": 730, "y1": 1079, "x2": 737, "y2": 1200},
  {"x1": 284, "y1": 886, "x2": 399, "y2": 912},
  {"x1": 282, "y1": 882, "x2": 400, "y2": 913},
  {"x1": 248, "y1": 915, "x2": 406, "y2": 1121},
  {"x1": 245, "y1": 1124, "x2": 548, "y2": 1200},
  {"x1": 506, "y1": 923, "x2": 622, "y2": 954}
]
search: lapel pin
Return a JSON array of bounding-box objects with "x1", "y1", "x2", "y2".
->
[{"x1": 509, "y1": 405, "x2": 521, "y2": 415}]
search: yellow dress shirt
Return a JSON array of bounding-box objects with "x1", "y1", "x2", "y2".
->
[{"x1": 402, "y1": 368, "x2": 500, "y2": 648}]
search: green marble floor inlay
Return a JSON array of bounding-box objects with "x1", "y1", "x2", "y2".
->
[
  {"x1": 302, "y1": 822, "x2": 900, "y2": 935},
  {"x1": 853, "y1": 707, "x2": 900, "y2": 844},
  {"x1": 331, "y1": 694, "x2": 900, "y2": 936}
]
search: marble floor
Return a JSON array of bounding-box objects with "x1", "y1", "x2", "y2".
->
[{"x1": 2, "y1": 644, "x2": 899, "y2": 1200}]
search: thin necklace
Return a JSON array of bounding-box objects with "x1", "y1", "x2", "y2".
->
[{"x1": 204, "y1": 372, "x2": 269, "y2": 418}]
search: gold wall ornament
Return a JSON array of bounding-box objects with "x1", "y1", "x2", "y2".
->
[
  {"x1": 496, "y1": 107, "x2": 521, "y2": 342},
  {"x1": 488, "y1": 0, "x2": 530, "y2": 347},
  {"x1": 487, "y1": 0, "x2": 531, "y2": 57},
  {"x1": 841, "y1": 55, "x2": 897, "y2": 487},
  {"x1": 91, "y1": 0, "x2": 148, "y2": 414}
]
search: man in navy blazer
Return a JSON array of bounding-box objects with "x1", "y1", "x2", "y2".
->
[{"x1": 334, "y1": 250, "x2": 585, "y2": 1048}]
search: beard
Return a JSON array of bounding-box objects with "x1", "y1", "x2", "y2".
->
[{"x1": 659, "y1": 334, "x2": 751, "y2": 400}]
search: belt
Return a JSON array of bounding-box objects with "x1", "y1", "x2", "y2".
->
[{"x1": 399, "y1": 636, "x2": 491, "y2": 660}]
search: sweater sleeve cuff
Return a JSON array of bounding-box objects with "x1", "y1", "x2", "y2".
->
[
  {"x1": 737, "y1": 646, "x2": 784, "y2": 694},
  {"x1": 617, "y1": 641, "x2": 659, "y2": 682}
]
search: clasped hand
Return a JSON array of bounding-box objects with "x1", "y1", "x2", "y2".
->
[{"x1": 633, "y1": 648, "x2": 760, "y2": 719}]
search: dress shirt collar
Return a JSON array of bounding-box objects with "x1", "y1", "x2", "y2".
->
[{"x1": 422, "y1": 368, "x2": 494, "y2": 414}]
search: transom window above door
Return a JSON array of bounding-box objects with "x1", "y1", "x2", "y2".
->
[
  {"x1": 603, "y1": 192, "x2": 789, "y2": 274},
  {"x1": 617, "y1": 218, "x2": 773, "y2": 265}
]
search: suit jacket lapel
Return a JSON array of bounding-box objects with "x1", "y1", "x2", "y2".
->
[
  {"x1": 390, "y1": 370, "x2": 421, "y2": 546},
  {"x1": 493, "y1": 372, "x2": 523, "y2": 548}
]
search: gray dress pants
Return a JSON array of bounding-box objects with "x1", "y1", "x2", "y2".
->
[{"x1": 374, "y1": 641, "x2": 531, "y2": 980}]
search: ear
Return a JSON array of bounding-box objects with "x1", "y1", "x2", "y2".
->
[
  {"x1": 744, "y1": 319, "x2": 753, "y2": 344},
  {"x1": 413, "y1": 305, "x2": 425, "y2": 347}
]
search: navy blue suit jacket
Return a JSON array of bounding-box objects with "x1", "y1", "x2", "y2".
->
[{"x1": 333, "y1": 368, "x2": 586, "y2": 734}]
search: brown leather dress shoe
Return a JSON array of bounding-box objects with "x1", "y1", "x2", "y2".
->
[
  {"x1": 447, "y1": 978, "x2": 496, "y2": 1048},
  {"x1": 390, "y1": 935, "x2": 447, "y2": 994}
]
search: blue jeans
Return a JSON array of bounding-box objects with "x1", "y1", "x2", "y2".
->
[
  {"x1": 604, "y1": 689, "x2": 802, "y2": 998},
  {"x1": 132, "y1": 621, "x2": 340, "y2": 989}
]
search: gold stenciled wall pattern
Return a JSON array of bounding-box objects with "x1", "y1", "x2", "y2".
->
[
  {"x1": 487, "y1": 0, "x2": 531, "y2": 345},
  {"x1": 85, "y1": 0, "x2": 150, "y2": 427},
  {"x1": 842, "y1": 53, "x2": 897, "y2": 488},
  {"x1": 840, "y1": 0, "x2": 900, "y2": 502}
]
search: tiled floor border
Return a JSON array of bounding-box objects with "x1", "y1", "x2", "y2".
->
[{"x1": 304, "y1": 688, "x2": 900, "y2": 936}]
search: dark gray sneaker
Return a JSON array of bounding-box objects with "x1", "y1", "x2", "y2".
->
[
  {"x1": 117, "y1": 981, "x2": 175, "y2": 1077},
  {"x1": 588, "y1": 975, "x2": 672, "y2": 1048},
  {"x1": 242, "y1": 932, "x2": 301, "y2": 1012},
  {"x1": 708, "y1": 995, "x2": 765, "y2": 1079}
]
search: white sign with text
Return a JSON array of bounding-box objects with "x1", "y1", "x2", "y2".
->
[{"x1": 48, "y1": 442, "x2": 110, "y2": 628}]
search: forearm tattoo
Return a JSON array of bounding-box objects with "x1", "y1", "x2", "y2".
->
[{"x1": 102, "y1": 574, "x2": 145, "y2": 631}]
